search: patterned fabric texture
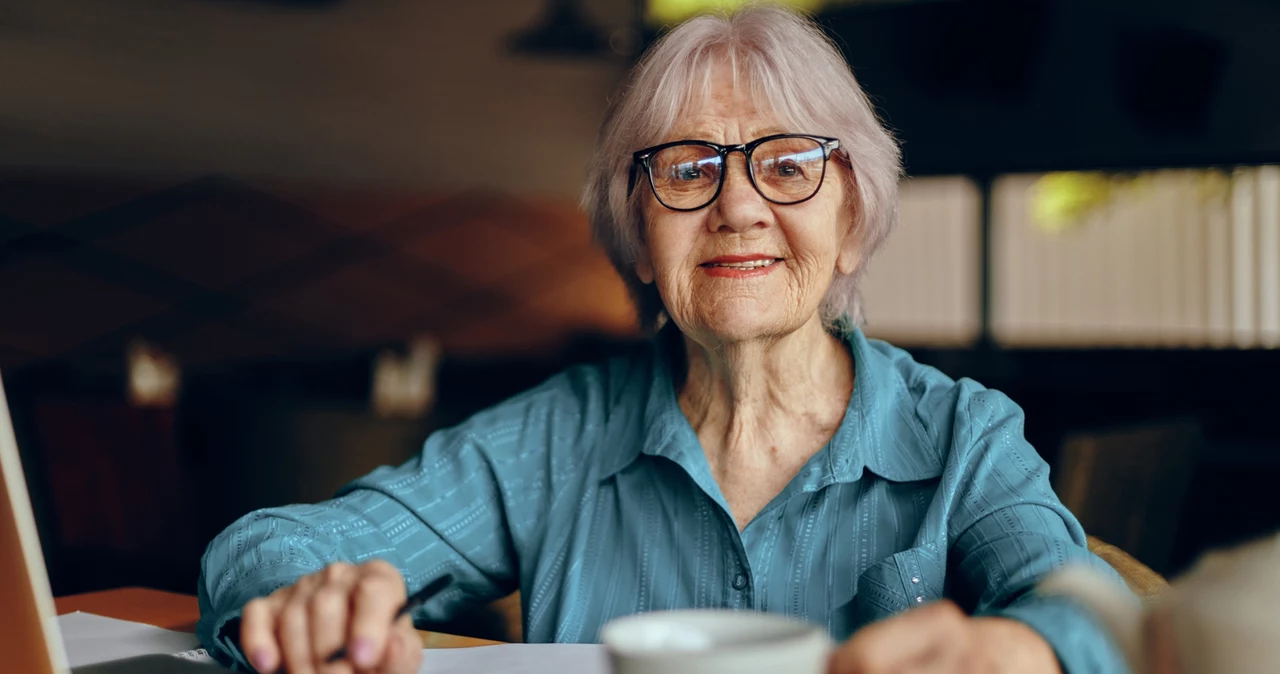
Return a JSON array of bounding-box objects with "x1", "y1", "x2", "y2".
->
[{"x1": 198, "y1": 327, "x2": 1129, "y2": 673}]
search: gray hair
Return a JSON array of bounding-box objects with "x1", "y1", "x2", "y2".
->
[{"x1": 581, "y1": 5, "x2": 902, "y2": 333}]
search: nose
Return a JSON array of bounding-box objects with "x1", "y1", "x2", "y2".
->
[{"x1": 708, "y1": 152, "x2": 771, "y2": 233}]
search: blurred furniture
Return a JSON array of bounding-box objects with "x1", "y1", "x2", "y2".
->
[
  {"x1": 182, "y1": 392, "x2": 431, "y2": 541},
  {"x1": 1087, "y1": 536, "x2": 1168, "y2": 600},
  {"x1": 31, "y1": 399, "x2": 203, "y2": 595},
  {"x1": 54, "y1": 588, "x2": 502, "y2": 649},
  {"x1": 1056, "y1": 419, "x2": 1202, "y2": 575}
]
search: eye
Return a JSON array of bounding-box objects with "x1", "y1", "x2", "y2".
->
[
  {"x1": 667, "y1": 157, "x2": 720, "y2": 183},
  {"x1": 674, "y1": 162, "x2": 703, "y2": 181},
  {"x1": 762, "y1": 158, "x2": 806, "y2": 180}
]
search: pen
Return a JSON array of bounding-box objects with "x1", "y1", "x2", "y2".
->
[{"x1": 325, "y1": 573, "x2": 454, "y2": 664}]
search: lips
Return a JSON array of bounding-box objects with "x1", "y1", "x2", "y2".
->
[
  {"x1": 704, "y1": 259, "x2": 779, "y2": 270},
  {"x1": 699, "y1": 254, "x2": 782, "y2": 270},
  {"x1": 698, "y1": 254, "x2": 784, "y2": 277}
]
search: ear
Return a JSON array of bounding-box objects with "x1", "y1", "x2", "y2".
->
[
  {"x1": 834, "y1": 164, "x2": 863, "y2": 276},
  {"x1": 635, "y1": 254, "x2": 655, "y2": 284},
  {"x1": 836, "y1": 238, "x2": 863, "y2": 275},
  {"x1": 835, "y1": 205, "x2": 863, "y2": 276}
]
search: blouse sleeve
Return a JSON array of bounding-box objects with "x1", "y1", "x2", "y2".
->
[
  {"x1": 196, "y1": 369, "x2": 597, "y2": 669},
  {"x1": 943, "y1": 383, "x2": 1132, "y2": 674}
]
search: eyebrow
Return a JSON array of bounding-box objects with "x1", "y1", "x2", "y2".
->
[{"x1": 662, "y1": 127, "x2": 790, "y2": 144}]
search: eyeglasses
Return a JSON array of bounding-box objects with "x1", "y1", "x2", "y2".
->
[{"x1": 630, "y1": 134, "x2": 842, "y2": 212}]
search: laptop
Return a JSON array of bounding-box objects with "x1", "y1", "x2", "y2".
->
[{"x1": 0, "y1": 372, "x2": 226, "y2": 673}]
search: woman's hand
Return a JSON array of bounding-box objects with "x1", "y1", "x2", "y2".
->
[
  {"x1": 828, "y1": 601, "x2": 1061, "y2": 674},
  {"x1": 239, "y1": 560, "x2": 424, "y2": 674}
]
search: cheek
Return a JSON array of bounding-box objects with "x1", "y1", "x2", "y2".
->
[
  {"x1": 786, "y1": 208, "x2": 846, "y2": 270},
  {"x1": 646, "y1": 219, "x2": 700, "y2": 272}
]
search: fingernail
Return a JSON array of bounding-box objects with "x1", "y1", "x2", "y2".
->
[
  {"x1": 351, "y1": 638, "x2": 375, "y2": 667},
  {"x1": 249, "y1": 648, "x2": 272, "y2": 672}
]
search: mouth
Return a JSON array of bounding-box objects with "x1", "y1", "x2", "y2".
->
[{"x1": 699, "y1": 256, "x2": 783, "y2": 270}]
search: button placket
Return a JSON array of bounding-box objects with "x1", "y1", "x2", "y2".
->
[{"x1": 899, "y1": 554, "x2": 925, "y2": 605}]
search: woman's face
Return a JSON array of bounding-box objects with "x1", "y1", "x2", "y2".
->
[{"x1": 636, "y1": 67, "x2": 858, "y2": 344}]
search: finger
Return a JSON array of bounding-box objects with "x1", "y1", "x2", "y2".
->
[
  {"x1": 828, "y1": 601, "x2": 964, "y2": 674},
  {"x1": 309, "y1": 565, "x2": 358, "y2": 666},
  {"x1": 830, "y1": 637, "x2": 945, "y2": 674},
  {"x1": 279, "y1": 598, "x2": 318, "y2": 674},
  {"x1": 831, "y1": 641, "x2": 934, "y2": 674},
  {"x1": 347, "y1": 570, "x2": 407, "y2": 669},
  {"x1": 1145, "y1": 610, "x2": 1183, "y2": 674},
  {"x1": 379, "y1": 617, "x2": 424, "y2": 674},
  {"x1": 309, "y1": 588, "x2": 354, "y2": 671},
  {"x1": 362, "y1": 559, "x2": 403, "y2": 581},
  {"x1": 241, "y1": 596, "x2": 283, "y2": 673},
  {"x1": 321, "y1": 659, "x2": 356, "y2": 674}
]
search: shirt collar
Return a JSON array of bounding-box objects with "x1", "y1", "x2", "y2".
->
[
  {"x1": 828, "y1": 327, "x2": 946, "y2": 484},
  {"x1": 596, "y1": 326, "x2": 945, "y2": 486},
  {"x1": 595, "y1": 327, "x2": 690, "y2": 481}
]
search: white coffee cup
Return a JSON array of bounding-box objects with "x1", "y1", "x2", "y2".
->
[{"x1": 601, "y1": 610, "x2": 832, "y2": 674}]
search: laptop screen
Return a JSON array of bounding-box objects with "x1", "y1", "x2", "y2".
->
[{"x1": 0, "y1": 372, "x2": 70, "y2": 674}]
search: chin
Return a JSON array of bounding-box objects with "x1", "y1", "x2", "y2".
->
[{"x1": 694, "y1": 307, "x2": 800, "y2": 343}]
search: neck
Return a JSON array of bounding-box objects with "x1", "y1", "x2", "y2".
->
[{"x1": 676, "y1": 317, "x2": 854, "y2": 457}]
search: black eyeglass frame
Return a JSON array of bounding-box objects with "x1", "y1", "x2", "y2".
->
[{"x1": 629, "y1": 133, "x2": 843, "y2": 212}]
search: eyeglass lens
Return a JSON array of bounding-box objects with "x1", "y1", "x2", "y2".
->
[{"x1": 648, "y1": 136, "x2": 827, "y2": 210}]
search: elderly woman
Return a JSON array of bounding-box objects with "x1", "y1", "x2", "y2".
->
[{"x1": 198, "y1": 7, "x2": 1128, "y2": 674}]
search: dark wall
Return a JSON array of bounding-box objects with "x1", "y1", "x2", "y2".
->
[{"x1": 820, "y1": 0, "x2": 1280, "y2": 174}]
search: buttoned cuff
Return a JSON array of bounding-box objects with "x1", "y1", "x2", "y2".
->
[
  {"x1": 198, "y1": 576, "x2": 291, "y2": 672},
  {"x1": 197, "y1": 586, "x2": 255, "y2": 671}
]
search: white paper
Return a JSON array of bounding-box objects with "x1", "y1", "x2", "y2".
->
[
  {"x1": 421, "y1": 644, "x2": 607, "y2": 674},
  {"x1": 56, "y1": 612, "x2": 208, "y2": 667},
  {"x1": 58, "y1": 611, "x2": 608, "y2": 674}
]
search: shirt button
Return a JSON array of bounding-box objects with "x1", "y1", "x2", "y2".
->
[{"x1": 732, "y1": 573, "x2": 748, "y2": 590}]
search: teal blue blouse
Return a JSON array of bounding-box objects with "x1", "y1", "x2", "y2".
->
[{"x1": 198, "y1": 328, "x2": 1127, "y2": 672}]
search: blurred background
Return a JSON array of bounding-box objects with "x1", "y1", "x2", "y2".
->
[{"x1": 1, "y1": 0, "x2": 1278, "y2": 633}]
